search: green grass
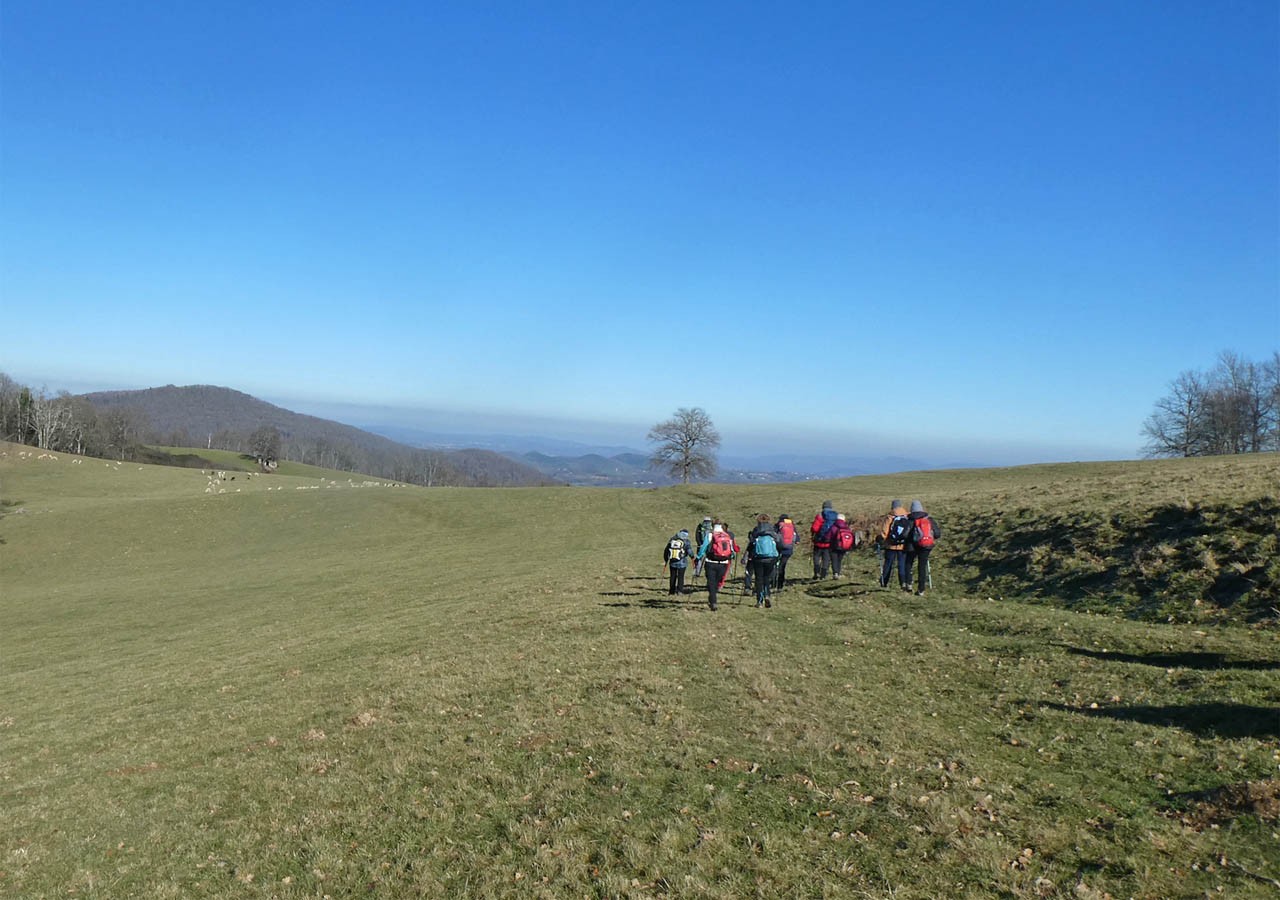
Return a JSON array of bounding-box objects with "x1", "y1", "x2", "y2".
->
[{"x1": 2, "y1": 443, "x2": 1277, "y2": 898}]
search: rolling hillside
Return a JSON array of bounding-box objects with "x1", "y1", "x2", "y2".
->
[
  {"x1": 78, "y1": 384, "x2": 555, "y2": 487},
  {"x1": 1, "y1": 445, "x2": 1276, "y2": 898}
]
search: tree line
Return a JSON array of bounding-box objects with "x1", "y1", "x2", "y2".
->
[
  {"x1": 0, "y1": 373, "x2": 547, "y2": 487},
  {"x1": 0, "y1": 374, "x2": 148, "y2": 460},
  {"x1": 1142, "y1": 351, "x2": 1280, "y2": 457}
]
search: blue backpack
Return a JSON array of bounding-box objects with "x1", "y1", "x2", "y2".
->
[{"x1": 753, "y1": 533, "x2": 779, "y2": 558}]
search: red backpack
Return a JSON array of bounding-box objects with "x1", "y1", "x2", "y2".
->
[
  {"x1": 709, "y1": 531, "x2": 734, "y2": 560},
  {"x1": 912, "y1": 517, "x2": 936, "y2": 548},
  {"x1": 834, "y1": 525, "x2": 854, "y2": 551},
  {"x1": 778, "y1": 519, "x2": 796, "y2": 549}
]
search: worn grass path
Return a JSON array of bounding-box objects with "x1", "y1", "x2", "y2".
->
[{"x1": 1, "y1": 444, "x2": 1277, "y2": 898}]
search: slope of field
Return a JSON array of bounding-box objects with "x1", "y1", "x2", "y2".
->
[{"x1": 1, "y1": 445, "x2": 1276, "y2": 898}]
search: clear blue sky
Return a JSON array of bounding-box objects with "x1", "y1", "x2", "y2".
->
[{"x1": 3, "y1": 1, "x2": 1277, "y2": 464}]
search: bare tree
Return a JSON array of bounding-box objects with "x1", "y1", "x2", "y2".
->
[
  {"x1": 249, "y1": 425, "x2": 282, "y2": 464},
  {"x1": 30, "y1": 390, "x2": 75, "y2": 450},
  {"x1": 97, "y1": 409, "x2": 146, "y2": 466},
  {"x1": 0, "y1": 373, "x2": 25, "y2": 442},
  {"x1": 1143, "y1": 352, "x2": 1279, "y2": 457},
  {"x1": 1266, "y1": 352, "x2": 1280, "y2": 451},
  {"x1": 1142, "y1": 370, "x2": 1208, "y2": 457},
  {"x1": 648, "y1": 407, "x2": 720, "y2": 483}
]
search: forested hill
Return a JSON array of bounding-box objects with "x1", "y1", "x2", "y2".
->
[
  {"x1": 83, "y1": 385, "x2": 347, "y2": 443},
  {"x1": 78, "y1": 385, "x2": 555, "y2": 487}
]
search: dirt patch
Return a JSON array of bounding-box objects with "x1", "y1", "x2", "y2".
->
[
  {"x1": 516, "y1": 733, "x2": 554, "y2": 751},
  {"x1": 1174, "y1": 779, "x2": 1280, "y2": 830}
]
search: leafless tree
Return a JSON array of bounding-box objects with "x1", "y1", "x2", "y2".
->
[
  {"x1": 98, "y1": 407, "x2": 146, "y2": 460},
  {"x1": 0, "y1": 373, "x2": 25, "y2": 442},
  {"x1": 648, "y1": 407, "x2": 720, "y2": 483},
  {"x1": 249, "y1": 425, "x2": 282, "y2": 463},
  {"x1": 30, "y1": 390, "x2": 75, "y2": 450},
  {"x1": 1142, "y1": 371, "x2": 1207, "y2": 457},
  {"x1": 1143, "y1": 351, "x2": 1279, "y2": 457},
  {"x1": 1266, "y1": 352, "x2": 1280, "y2": 451}
]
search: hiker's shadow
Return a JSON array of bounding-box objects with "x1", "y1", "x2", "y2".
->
[
  {"x1": 1064, "y1": 646, "x2": 1280, "y2": 671},
  {"x1": 600, "y1": 587, "x2": 709, "y2": 610},
  {"x1": 1040, "y1": 701, "x2": 1279, "y2": 740}
]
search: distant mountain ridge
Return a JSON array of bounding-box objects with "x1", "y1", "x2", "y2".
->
[
  {"x1": 362, "y1": 425, "x2": 941, "y2": 483},
  {"x1": 78, "y1": 385, "x2": 555, "y2": 487}
]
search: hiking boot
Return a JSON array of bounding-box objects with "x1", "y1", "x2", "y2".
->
[
  {"x1": 764, "y1": 599, "x2": 772, "y2": 608},
  {"x1": 710, "y1": 603, "x2": 718, "y2": 611}
]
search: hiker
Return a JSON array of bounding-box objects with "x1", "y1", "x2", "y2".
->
[
  {"x1": 829, "y1": 513, "x2": 856, "y2": 578},
  {"x1": 663, "y1": 529, "x2": 694, "y2": 595},
  {"x1": 774, "y1": 513, "x2": 798, "y2": 591},
  {"x1": 697, "y1": 522, "x2": 737, "y2": 611},
  {"x1": 879, "y1": 500, "x2": 911, "y2": 590},
  {"x1": 746, "y1": 514, "x2": 781, "y2": 608},
  {"x1": 693, "y1": 516, "x2": 713, "y2": 577},
  {"x1": 904, "y1": 500, "x2": 942, "y2": 595},
  {"x1": 811, "y1": 500, "x2": 839, "y2": 579}
]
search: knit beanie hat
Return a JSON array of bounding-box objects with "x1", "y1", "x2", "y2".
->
[
  {"x1": 910, "y1": 500, "x2": 924, "y2": 513},
  {"x1": 836, "y1": 513, "x2": 846, "y2": 521},
  {"x1": 712, "y1": 524, "x2": 723, "y2": 533},
  {"x1": 891, "y1": 499, "x2": 902, "y2": 510},
  {"x1": 822, "y1": 500, "x2": 833, "y2": 510}
]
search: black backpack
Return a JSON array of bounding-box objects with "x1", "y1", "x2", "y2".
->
[{"x1": 887, "y1": 515, "x2": 911, "y2": 544}]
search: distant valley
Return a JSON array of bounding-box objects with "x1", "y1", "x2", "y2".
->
[{"x1": 362, "y1": 424, "x2": 936, "y2": 485}]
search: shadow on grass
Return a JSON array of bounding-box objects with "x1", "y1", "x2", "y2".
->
[
  {"x1": 600, "y1": 587, "x2": 717, "y2": 610},
  {"x1": 1064, "y1": 646, "x2": 1280, "y2": 671},
  {"x1": 600, "y1": 597, "x2": 713, "y2": 611},
  {"x1": 1041, "y1": 701, "x2": 1279, "y2": 739}
]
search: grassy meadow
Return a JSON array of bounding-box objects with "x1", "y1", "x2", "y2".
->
[{"x1": 1, "y1": 443, "x2": 1277, "y2": 898}]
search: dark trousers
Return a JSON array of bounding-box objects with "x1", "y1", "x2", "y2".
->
[
  {"x1": 831, "y1": 549, "x2": 846, "y2": 577},
  {"x1": 906, "y1": 548, "x2": 932, "y2": 592},
  {"x1": 813, "y1": 546, "x2": 832, "y2": 578},
  {"x1": 668, "y1": 564, "x2": 687, "y2": 595},
  {"x1": 775, "y1": 552, "x2": 793, "y2": 590},
  {"x1": 704, "y1": 561, "x2": 729, "y2": 609},
  {"x1": 881, "y1": 549, "x2": 909, "y2": 587},
  {"x1": 751, "y1": 557, "x2": 777, "y2": 604}
]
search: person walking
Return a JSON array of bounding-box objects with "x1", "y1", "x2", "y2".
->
[
  {"x1": 697, "y1": 522, "x2": 736, "y2": 611},
  {"x1": 829, "y1": 513, "x2": 856, "y2": 578},
  {"x1": 810, "y1": 500, "x2": 839, "y2": 579},
  {"x1": 904, "y1": 500, "x2": 942, "y2": 595},
  {"x1": 663, "y1": 529, "x2": 694, "y2": 595},
  {"x1": 879, "y1": 500, "x2": 911, "y2": 590},
  {"x1": 774, "y1": 513, "x2": 798, "y2": 592},
  {"x1": 693, "y1": 516, "x2": 713, "y2": 578},
  {"x1": 746, "y1": 514, "x2": 781, "y2": 607}
]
